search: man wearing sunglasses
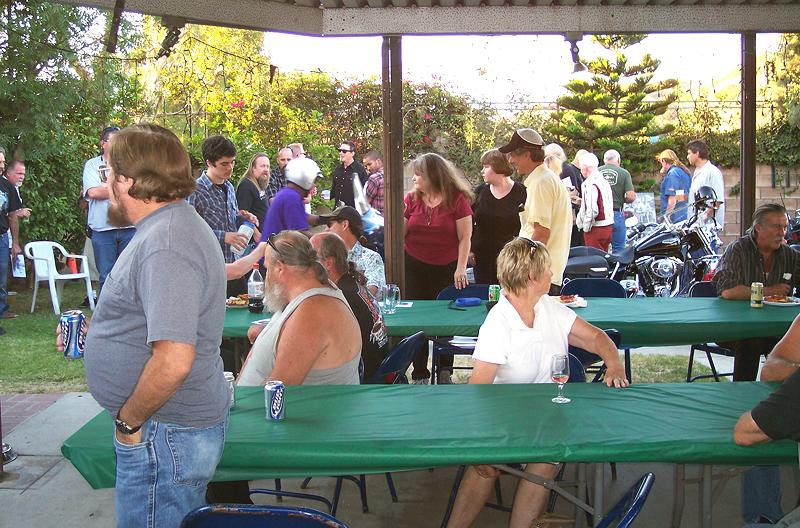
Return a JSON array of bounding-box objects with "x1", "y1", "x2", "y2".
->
[
  {"x1": 82, "y1": 125, "x2": 135, "y2": 298},
  {"x1": 330, "y1": 141, "x2": 368, "y2": 208}
]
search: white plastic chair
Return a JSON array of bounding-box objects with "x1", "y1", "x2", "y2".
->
[{"x1": 24, "y1": 241, "x2": 96, "y2": 314}]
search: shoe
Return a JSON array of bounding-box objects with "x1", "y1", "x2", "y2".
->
[
  {"x1": 438, "y1": 370, "x2": 453, "y2": 384},
  {"x1": 1, "y1": 311, "x2": 17, "y2": 319},
  {"x1": 411, "y1": 378, "x2": 430, "y2": 385},
  {"x1": 7, "y1": 291, "x2": 16, "y2": 296}
]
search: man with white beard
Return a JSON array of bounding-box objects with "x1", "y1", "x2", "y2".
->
[{"x1": 238, "y1": 230, "x2": 361, "y2": 386}]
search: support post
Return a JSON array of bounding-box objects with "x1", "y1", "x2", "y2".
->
[
  {"x1": 381, "y1": 35, "x2": 404, "y2": 293},
  {"x1": 740, "y1": 32, "x2": 757, "y2": 234}
]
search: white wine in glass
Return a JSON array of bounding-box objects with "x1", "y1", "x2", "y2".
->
[{"x1": 551, "y1": 354, "x2": 571, "y2": 404}]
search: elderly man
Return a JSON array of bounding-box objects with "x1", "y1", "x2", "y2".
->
[
  {"x1": 239, "y1": 230, "x2": 361, "y2": 386},
  {"x1": 0, "y1": 158, "x2": 22, "y2": 328},
  {"x1": 288, "y1": 142, "x2": 306, "y2": 159},
  {"x1": 714, "y1": 203, "x2": 800, "y2": 380},
  {"x1": 266, "y1": 147, "x2": 292, "y2": 202},
  {"x1": 599, "y1": 149, "x2": 636, "y2": 253},
  {"x1": 734, "y1": 315, "x2": 800, "y2": 526},
  {"x1": 83, "y1": 126, "x2": 135, "y2": 297},
  {"x1": 311, "y1": 232, "x2": 388, "y2": 380},
  {"x1": 363, "y1": 150, "x2": 385, "y2": 215},
  {"x1": 330, "y1": 140, "x2": 368, "y2": 208},
  {"x1": 576, "y1": 153, "x2": 614, "y2": 251},
  {"x1": 500, "y1": 129, "x2": 572, "y2": 295},
  {"x1": 65, "y1": 124, "x2": 230, "y2": 527},
  {"x1": 320, "y1": 206, "x2": 385, "y2": 296}
]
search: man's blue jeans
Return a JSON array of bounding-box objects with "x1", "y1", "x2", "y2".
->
[
  {"x1": 0, "y1": 231, "x2": 9, "y2": 317},
  {"x1": 742, "y1": 465, "x2": 784, "y2": 524},
  {"x1": 114, "y1": 416, "x2": 227, "y2": 528},
  {"x1": 92, "y1": 227, "x2": 135, "y2": 294},
  {"x1": 611, "y1": 210, "x2": 626, "y2": 253}
]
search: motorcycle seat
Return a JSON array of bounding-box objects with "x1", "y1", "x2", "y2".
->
[
  {"x1": 607, "y1": 246, "x2": 635, "y2": 266},
  {"x1": 569, "y1": 246, "x2": 609, "y2": 259},
  {"x1": 563, "y1": 255, "x2": 610, "y2": 279}
]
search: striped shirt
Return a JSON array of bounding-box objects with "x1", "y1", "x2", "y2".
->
[
  {"x1": 267, "y1": 167, "x2": 286, "y2": 200},
  {"x1": 187, "y1": 172, "x2": 241, "y2": 263},
  {"x1": 713, "y1": 234, "x2": 800, "y2": 295}
]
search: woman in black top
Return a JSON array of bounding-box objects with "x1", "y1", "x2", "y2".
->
[
  {"x1": 236, "y1": 152, "x2": 271, "y2": 227},
  {"x1": 470, "y1": 149, "x2": 527, "y2": 284}
]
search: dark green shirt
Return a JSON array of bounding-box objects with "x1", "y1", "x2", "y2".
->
[{"x1": 599, "y1": 164, "x2": 634, "y2": 210}]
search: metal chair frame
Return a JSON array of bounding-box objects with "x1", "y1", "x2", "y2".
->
[
  {"x1": 180, "y1": 504, "x2": 348, "y2": 528},
  {"x1": 686, "y1": 281, "x2": 734, "y2": 382}
]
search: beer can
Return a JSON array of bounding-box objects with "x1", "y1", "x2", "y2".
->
[
  {"x1": 264, "y1": 381, "x2": 285, "y2": 421},
  {"x1": 223, "y1": 372, "x2": 235, "y2": 408},
  {"x1": 751, "y1": 282, "x2": 764, "y2": 308},
  {"x1": 60, "y1": 310, "x2": 86, "y2": 360},
  {"x1": 488, "y1": 285, "x2": 501, "y2": 303}
]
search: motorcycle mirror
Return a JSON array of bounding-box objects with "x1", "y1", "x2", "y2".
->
[{"x1": 624, "y1": 216, "x2": 639, "y2": 229}]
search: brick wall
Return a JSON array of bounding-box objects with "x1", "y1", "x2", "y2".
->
[{"x1": 717, "y1": 164, "x2": 800, "y2": 245}]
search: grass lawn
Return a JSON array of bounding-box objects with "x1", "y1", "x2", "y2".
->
[
  {"x1": 1, "y1": 281, "x2": 90, "y2": 393},
  {"x1": 0, "y1": 280, "x2": 719, "y2": 393}
]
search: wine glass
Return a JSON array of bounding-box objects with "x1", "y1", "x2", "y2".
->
[{"x1": 550, "y1": 354, "x2": 571, "y2": 404}]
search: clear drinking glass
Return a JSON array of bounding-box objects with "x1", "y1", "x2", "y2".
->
[
  {"x1": 383, "y1": 284, "x2": 400, "y2": 314},
  {"x1": 550, "y1": 354, "x2": 571, "y2": 404}
]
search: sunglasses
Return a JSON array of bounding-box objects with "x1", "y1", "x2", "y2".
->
[
  {"x1": 338, "y1": 149, "x2": 352, "y2": 153},
  {"x1": 516, "y1": 236, "x2": 539, "y2": 257},
  {"x1": 266, "y1": 233, "x2": 284, "y2": 261}
]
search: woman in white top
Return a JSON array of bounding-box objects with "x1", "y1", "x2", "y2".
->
[{"x1": 447, "y1": 237, "x2": 628, "y2": 528}]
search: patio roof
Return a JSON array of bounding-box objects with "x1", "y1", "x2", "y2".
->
[{"x1": 57, "y1": 0, "x2": 800, "y2": 36}]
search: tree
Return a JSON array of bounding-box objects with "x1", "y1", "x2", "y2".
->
[{"x1": 545, "y1": 34, "x2": 679, "y2": 176}]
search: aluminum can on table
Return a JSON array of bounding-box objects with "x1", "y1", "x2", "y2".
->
[
  {"x1": 264, "y1": 380, "x2": 285, "y2": 421},
  {"x1": 751, "y1": 282, "x2": 764, "y2": 308},
  {"x1": 488, "y1": 285, "x2": 501, "y2": 303},
  {"x1": 60, "y1": 310, "x2": 86, "y2": 360}
]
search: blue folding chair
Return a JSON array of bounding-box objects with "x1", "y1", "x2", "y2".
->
[
  {"x1": 181, "y1": 504, "x2": 348, "y2": 528},
  {"x1": 596, "y1": 473, "x2": 656, "y2": 528},
  {"x1": 561, "y1": 278, "x2": 626, "y2": 299},
  {"x1": 686, "y1": 281, "x2": 733, "y2": 382},
  {"x1": 440, "y1": 353, "x2": 586, "y2": 528},
  {"x1": 368, "y1": 331, "x2": 426, "y2": 384},
  {"x1": 431, "y1": 284, "x2": 490, "y2": 384},
  {"x1": 568, "y1": 329, "x2": 628, "y2": 383}
]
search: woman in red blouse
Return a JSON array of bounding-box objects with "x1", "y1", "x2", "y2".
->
[{"x1": 404, "y1": 153, "x2": 473, "y2": 384}]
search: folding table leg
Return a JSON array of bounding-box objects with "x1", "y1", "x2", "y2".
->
[
  {"x1": 700, "y1": 465, "x2": 712, "y2": 528},
  {"x1": 592, "y1": 463, "x2": 604, "y2": 527},
  {"x1": 672, "y1": 464, "x2": 685, "y2": 528}
]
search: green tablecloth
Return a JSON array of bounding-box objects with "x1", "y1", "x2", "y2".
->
[
  {"x1": 62, "y1": 382, "x2": 797, "y2": 489},
  {"x1": 224, "y1": 298, "x2": 800, "y2": 346}
]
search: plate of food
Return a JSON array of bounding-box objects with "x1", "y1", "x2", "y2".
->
[
  {"x1": 226, "y1": 294, "x2": 249, "y2": 308},
  {"x1": 551, "y1": 294, "x2": 587, "y2": 308},
  {"x1": 763, "y1": 295, "x2": 800, "y2": 307}
]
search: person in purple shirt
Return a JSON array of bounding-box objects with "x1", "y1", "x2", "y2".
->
[{"x1": 260, "y1": 157, "x2": 323, "y2": 240}]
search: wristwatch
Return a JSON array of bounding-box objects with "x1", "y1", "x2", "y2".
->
[{"x1": 114, "y1": 411, "x2": 141, "y2": 435}]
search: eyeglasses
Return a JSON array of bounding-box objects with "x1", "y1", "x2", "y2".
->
[
  {"x1": 338, "y1": 149, "x2": 352, "y2": 153},
  {"x1": 267, "y1": 233, "x2": 284, "y2": 261},
  {"x1": 516, "y1": 236, "x2": 539, "y2": 257},
  {"x1": 98, "y1": 165, "x2": 111, "y2": 183}
]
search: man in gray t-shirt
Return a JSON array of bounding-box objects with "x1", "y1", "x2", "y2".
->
[{"x1": 67, "y1": 124, "x2": 229, "y2": 528}]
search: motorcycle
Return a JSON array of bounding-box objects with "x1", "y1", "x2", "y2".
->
[{"x1": 564, "y1": 201, "x2": 721, "y2": 297}]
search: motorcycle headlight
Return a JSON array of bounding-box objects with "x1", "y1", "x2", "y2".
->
[{"x1": 650, "y1": 258, "x2": 679, "y2": 279}]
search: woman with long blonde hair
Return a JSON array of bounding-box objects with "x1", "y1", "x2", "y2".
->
[
  {"x1": 404, "y1": 153, "x2": 473, "y2": 384},
  {"x1": 656, "y1": 149, "x2": 692, "y2": 222}
]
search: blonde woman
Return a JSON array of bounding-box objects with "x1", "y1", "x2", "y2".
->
[
  {"x1": 447, "y1": 237, "x2": 628, "y2": 528},
  {"x1": 236, "y1": 152, "x2": 271, "y2": 227},
  {"x1": 404, "y1": 153, "x2": 473, "y2": 384},
  {"x1": 656, "y1": 149, "x2": 692, "y2": 222}
]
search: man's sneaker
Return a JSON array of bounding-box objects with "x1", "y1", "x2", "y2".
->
[
  {"x1": 411, "y1": 378, "x2": 430, "y2": 385},
  {"x1": 7, "y1": 291, "x2": 16, "y2": 296},
  {"x1": 1, "y1": 311, "x2": 17, "y2": 319},
  {"x1": 438, "y1": 370, "x2": 453, "y2": 384}
]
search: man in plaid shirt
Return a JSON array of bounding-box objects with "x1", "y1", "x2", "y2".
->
[
  {"x1": 363, "y1": 150, "x2": 384, "y2": 215},
  {"x1": 187, "y1": 136, "x2": 258, "y2": 270}
]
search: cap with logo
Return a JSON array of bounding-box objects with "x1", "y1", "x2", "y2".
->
[{"x1": 498, "y1": 128, "x2": 545, "y2": 154}]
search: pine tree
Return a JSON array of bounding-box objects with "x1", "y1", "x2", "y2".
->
[{"x1": 545, "y1": 34, "x2": 679, "y2": 176}]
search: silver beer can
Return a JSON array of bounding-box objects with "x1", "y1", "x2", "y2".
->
[
  {"x1": 60, "y1": 310, "x2": 86, "y2": 360},
  {"x1": 264, "y1": 380, "x2": 285, "y2": 421},
  {"x1": 223, "y1": 371, "x2": 235, "y2": 408}
]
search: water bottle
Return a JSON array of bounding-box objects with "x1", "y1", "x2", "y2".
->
[
  {"x1": 248, "y1": 264, "x2": 264, "y2": 313},
  {"x1": 233, "y1": 221, "x2": 255, "y2": 258}
]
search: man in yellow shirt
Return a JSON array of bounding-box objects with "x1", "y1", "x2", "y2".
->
[{"x1": 499, "y1": 129, "x2": 572, "y2": 294}]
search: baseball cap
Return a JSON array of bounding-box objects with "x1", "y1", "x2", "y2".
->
[
  {"x1": 319, "y1": 206, "x2": 364, "y2": 236},
  {"x1": 498, "y1": 128, "x2": 545, "y2": 154}
]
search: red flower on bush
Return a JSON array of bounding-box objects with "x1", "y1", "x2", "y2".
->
[
  {"x1": 423, "y1": 112, "x2": 432, "y2": 121},
  {"x1": 423, "y1": 135, "x2": 432, "y2": 144}
]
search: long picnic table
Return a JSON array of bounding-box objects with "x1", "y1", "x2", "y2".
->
[
  {"x1": 62, "y1": 382, "x2": 797, "y2": 527},
  {"x1": 224, "y1": 297, "x2": 800, "y2": 346}
]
